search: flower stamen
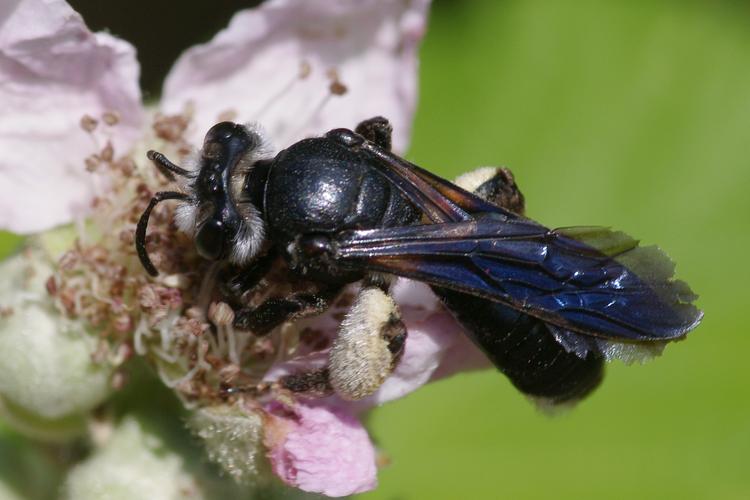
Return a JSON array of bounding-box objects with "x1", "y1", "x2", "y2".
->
[{"x1": 252, "y1": 60, "x2": 313, "y2": 121}]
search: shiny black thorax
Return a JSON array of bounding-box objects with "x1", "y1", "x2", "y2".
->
[{"x1": 259, "y1": 136, "x2": 419, "y2": 282}]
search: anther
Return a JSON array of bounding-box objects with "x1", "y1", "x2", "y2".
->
[
  {"x1": 102, "y1": 111, "x2": 120, "y2": 126},
  {"x1": 326, "y1": 68, "x2": 348, "y2": 96},
  {"x1": 80, "y1": 115, "x2": 98, "y2": 133}
]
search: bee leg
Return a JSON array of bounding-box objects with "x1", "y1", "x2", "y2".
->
[
  {"x1": 232, "y1": 281, "x2": 405, "y2": 400},
  {"x1": 355, "y1": 116, "x2": 393, "y2": 151},
  {"x1": 217, "y1": 249, "x2": 278, "y2": 299},
  {"x1": 219, "y1": 249, "x2": 340, "y2": 336},
  {"x1": 262, "y1": 284, "x2": 406, "y2": 400},
  {"x1": 220, "y1": 369, "x2": 335, "y2": 400},
  {"x1": 233, "y1": 275, "x2": 407, "y2": 400},
  {"x1": 327, "y1": 284, "x2": 406, "y2": 400},
  {"x1": 233, "y1": 285, "x2": 341, "y2": 336},
  {"x1": 276, "y1": 368, "x2": 334, "y2": 397},
  {"x1": 453, "y1": 166, "x2": 526, "y2": 215}
]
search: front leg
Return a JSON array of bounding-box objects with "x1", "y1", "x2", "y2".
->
[
  {"x1": 233, "y1": 285, "x2": 341, "y2": 335},
  {"x1": 221, "y1": 246, "x2": 341, "y2": 336},
  {"x1": 218, "y1": 248, "x2": 278, "y2": 300}
]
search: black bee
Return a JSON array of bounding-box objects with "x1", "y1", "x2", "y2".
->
[{"x1": 136, "y1": 117, "x2": 702, "y2": 406}]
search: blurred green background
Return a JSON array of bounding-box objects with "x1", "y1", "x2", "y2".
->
[{"x1": 2, "y1": 0, "x2": 749, "y2": 498}]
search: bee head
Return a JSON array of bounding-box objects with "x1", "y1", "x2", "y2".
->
[
  {"x1": 189, "y1": 122, "x2": 271, "y2": 264},
  {"x1": 136, "y1": 122, "x2": 272, "y2": 276}
]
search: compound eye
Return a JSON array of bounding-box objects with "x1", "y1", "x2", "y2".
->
[{"x1": 195, "y1": 218, "x2": 227, "y2": 261}]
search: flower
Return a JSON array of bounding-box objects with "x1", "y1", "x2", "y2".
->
[{"x1": 0, "y1": 0, "x2": 489, "y2": 497}]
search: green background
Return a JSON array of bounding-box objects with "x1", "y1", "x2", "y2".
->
[{"x1": 1, "y1": 0, "x2": 748, "y2": 498}]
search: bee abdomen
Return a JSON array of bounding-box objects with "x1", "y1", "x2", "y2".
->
[{"x1": 436, "y1": 288, "x2": 604, "y2": 405}]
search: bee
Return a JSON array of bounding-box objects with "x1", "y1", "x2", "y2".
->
[{"x1": 136, "y1": 117, "x2": 702, "y2": 406}]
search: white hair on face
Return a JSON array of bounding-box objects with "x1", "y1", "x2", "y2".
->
[
  {"x1": 242, "y1": 122, "x2": 275, "y2": 158},
  {"x1": 171, "y1": 122, "x2": 275, "y2": 260},
  {"x1": 174, "y1": 201, "x2": 199, "y2": 236},
  {"x1": 228, "y1": 206, "x2": 265, "y2": 266},
  {"x1": 150, "y1": 149, "x2": 202, "y2": 236},
  {"x1": 229, "y1": 122, "x2": 275, "y2": 187},
  {"x1": 225, "y1": 122, "x2": 275, "y2": 266},
  {"x1": 179, "y1": 148, "x2": 203, "y2": 173}
]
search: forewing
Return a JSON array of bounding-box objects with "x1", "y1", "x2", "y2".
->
[
  {"x1": 333, "y1": 215, "x2": 702, "y2": 341},
  {"x1": 357, "y1": 140, "x2": 516, "y2": 222}
]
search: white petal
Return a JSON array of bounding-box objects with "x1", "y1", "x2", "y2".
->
[
  {"x1": 0, "y1": 0, "x2": 143, "y2": 233},
  {"x1": 162, "y1": 0, "x2": 430, "y2": 153}
]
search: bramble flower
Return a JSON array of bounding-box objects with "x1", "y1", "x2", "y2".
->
[{"x1": 0, "y1": 0, "x2": 491, "y2": 497}]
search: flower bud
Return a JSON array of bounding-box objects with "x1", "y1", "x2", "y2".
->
[
  {"x1": 186, "y1": 403, "x2": 266, "y2": 484},
  {"x1": 0, "y1": 248, "x2": 113, "y2": 440},
  {"x1": 0, "y1": 481, "x2": 23, "y2": 500},
  {"x1": 62, "y1": 417, "x2": 204, "y2": 500}
]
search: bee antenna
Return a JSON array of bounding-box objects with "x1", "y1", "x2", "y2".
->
[
  {"x1": 147, "y1": 150, "x2": 192, "y2": 181},
  {"x1": 135, "y1": 191, "x2": 190, "y2": 276}
]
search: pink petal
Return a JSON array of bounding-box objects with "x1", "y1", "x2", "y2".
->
[
  {"x1": 0, "y1": 0, "x2": 143, "y2": 233},
  {"x1": 161, "y1": 0, "x2": 430, "y2": 153},
  {"x1": 264, "y1": 400, "x2": 377, "y2": 497}
]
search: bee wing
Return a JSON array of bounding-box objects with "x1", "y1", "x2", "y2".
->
[
  {"x1": 333, "y1": 216, "x2": 702, "y2": 341},
  {"x1": 358, "y1": 139, "x2": 515, "y2": 223}
]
